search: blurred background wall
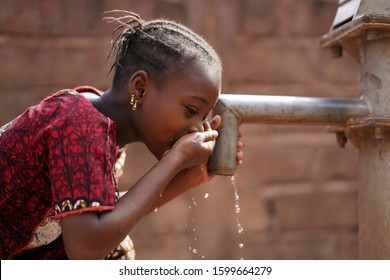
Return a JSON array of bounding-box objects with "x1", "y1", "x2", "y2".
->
[{"x1": 0, "y1": 0, "x2": 359, "y2": 259}]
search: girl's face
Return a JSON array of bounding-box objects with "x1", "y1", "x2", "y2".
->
[{"x1": 135, "y1": 63, "x2": 221, "y2": 160}]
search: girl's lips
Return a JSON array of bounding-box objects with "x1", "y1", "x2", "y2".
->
[
  {"x1": 163, "y1": 132, "x2": 188, "y2": 156},
  {"x1": 168, "y1": 137, "x2": 175, "y2": 147},
  {"x1": 156, "y1": 139, "x2": 175, "y2": 160}
]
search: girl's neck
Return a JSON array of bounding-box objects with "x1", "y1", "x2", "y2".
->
[{"x1": 83, "y1": 88, "x2": 139, "y2": 145}]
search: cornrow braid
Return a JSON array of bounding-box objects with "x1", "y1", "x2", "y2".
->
[
  {"x1": 144, "y1": 20, "x2": 219, "y2": 63},
  {"x1": 104, "y1": 10, "x2": 222, "y2": 90}
]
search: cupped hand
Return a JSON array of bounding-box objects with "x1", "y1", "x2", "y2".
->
[
  {"x1": 169, "y1": 128, "x2": 218, "y2": 171},
  {"x1": 164, "y1": 115, "x2": 245, "y2": 186},
  {"x1": 167, "y1": 116, "x2": 244, "y2": 187},
  {"x1": 186, "y1": 115, "x2": 245, "y2": 185}
]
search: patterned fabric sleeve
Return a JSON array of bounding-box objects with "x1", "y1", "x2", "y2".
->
[{"x1": 43, "y1": 93, "x2": 118, "y2": 219}]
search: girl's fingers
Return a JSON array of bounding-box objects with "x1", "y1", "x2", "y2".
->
[
  {"x1": 202, "y1": 130, "x2": 218, "y2": 142},
  {"x1": 237, "y1": 140, "x2": 244, "y2": 149},
  {"x1": 237, "y1": 150, "x2": 243, "y2": 165},
  {"x1": 237, "y1": 131, "x2": 244, "y2": 165},
  {"x1": 209, "y1": 115, "x2": 221, "y2": 130},
  {"x1": 202, "y1": 119, "x2": 212, "y2": 131}
]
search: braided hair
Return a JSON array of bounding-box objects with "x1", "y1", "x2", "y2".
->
[{"x1": 104, "y1": 11, "x2": 222, "y2": 90}]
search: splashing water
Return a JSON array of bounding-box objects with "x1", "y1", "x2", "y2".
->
[
  {"x1": 230, "y1": 174, "x2": 245, "y2": 254},
  {"x1": 186, "y1": 182, "x2": 245, "y2": 259},
  {"x1": 188, "y1": 199, "x2": 200, "y2": 257}
]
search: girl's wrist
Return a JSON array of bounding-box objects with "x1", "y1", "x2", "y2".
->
[{"x1": 160, "y1": 150, "x2": 185, "y2": 174}]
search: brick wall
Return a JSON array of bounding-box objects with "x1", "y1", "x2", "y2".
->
[{"x1": 0, "y1": 0, "x2": 360, "y2": 259}]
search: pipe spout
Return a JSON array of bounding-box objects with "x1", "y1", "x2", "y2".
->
[{"x1": 208, "y1": 94, "x2": 369, "y2": 176}]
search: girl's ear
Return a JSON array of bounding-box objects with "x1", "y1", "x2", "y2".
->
[{"x1": 127, "y1": 70, "x2": 150, "y2": 105}]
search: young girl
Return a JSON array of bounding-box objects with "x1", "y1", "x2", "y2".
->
[{"x1": 0, "y1": 11, "x2": 243, "y2": 260}]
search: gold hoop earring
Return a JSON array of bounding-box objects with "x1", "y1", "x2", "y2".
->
[
  {"x1": 132, "y1": 100, "x2": 138, "y2": 111},
  {"x1": 130, "y1": 94, "x2": 135, "y2": 106},
  {"x1": 130, "y1": 94, "x2": 138, "y2": 110}
]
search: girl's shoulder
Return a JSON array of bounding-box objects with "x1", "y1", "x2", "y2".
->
[
  {"x1": 42, "y1": 86, "x2": 103, "y2": 119},
  {"x1": 73, "y1": 85, "x2": 103, "y2": 96},
  {"x1": 18, "y1": 86, "x2": 114, "y2": 138}
]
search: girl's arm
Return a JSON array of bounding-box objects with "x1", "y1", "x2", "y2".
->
[{"x1": 60, "y1": 130, "x2": 218, "y2": 259}]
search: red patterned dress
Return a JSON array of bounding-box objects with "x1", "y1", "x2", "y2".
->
[{"x1": 0, "y1": 87, "x2": 134, "y2": 259}]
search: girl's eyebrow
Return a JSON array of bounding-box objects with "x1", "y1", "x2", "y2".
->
[{"x1": 191, "y1": 96, "x2": 208, "y2": 105}]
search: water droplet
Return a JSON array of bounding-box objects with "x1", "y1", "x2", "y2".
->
[
  {"x1": 154, "y1": 207, "x2": 158, "y2": 212},
  {"x1": 239, "y1": 243, "x2": 244, "y2": 249},
  {"x1": 192, "y1": 248, "x2": 197, "y2": 254},
  {"x1": 204, "y1": 193, "x2": 209, "y2": 199}
]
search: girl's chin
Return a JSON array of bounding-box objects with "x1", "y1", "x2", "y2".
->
[
  {"x1": 146, "y1": 142, "x2": 171, "y2": 161},
  {"x1": 155, "y1": 153, "x2": 163, "y2": 161},
  {"x1": 150, "y1": 148, "x2": 167, "y2": 161}
]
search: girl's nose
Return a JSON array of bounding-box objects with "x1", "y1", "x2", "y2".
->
[{"x1": 188, "y1": 121, "x2": 204, "y2": 133}]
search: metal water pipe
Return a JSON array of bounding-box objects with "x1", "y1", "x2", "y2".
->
[
  {"x1": 208, "y1": 0, "x2": 390, "y2": 259},
  {"x1": 208, "y1": 95, "x2": 368, "y2": 175}
]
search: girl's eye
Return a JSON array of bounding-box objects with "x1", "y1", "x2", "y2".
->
[{"x1": 185, "y1": 105, "x2": 198, "y2": 117}]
